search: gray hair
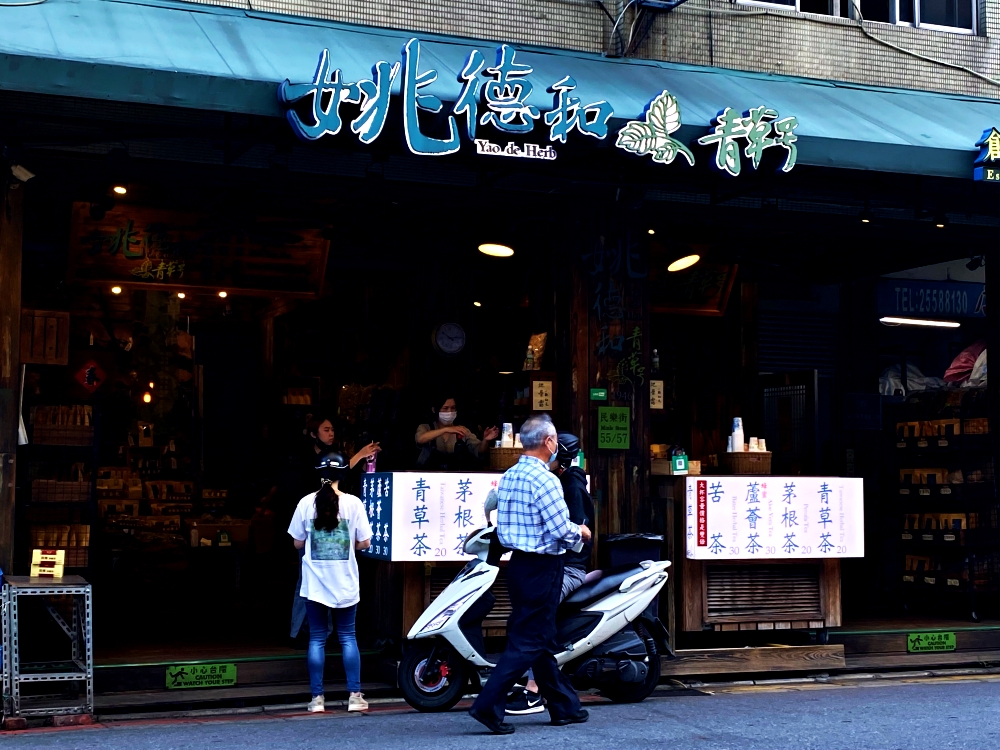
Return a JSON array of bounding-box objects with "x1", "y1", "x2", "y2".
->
[{"x1": 520, "y1": 414, "x2": 556, "y2": 449}]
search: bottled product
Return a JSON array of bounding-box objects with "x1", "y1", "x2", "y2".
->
[{"x1": 652, "y1": 349, "x2": 660, "y2": 373}]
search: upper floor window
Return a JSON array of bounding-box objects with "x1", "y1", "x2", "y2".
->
[{"x1": 738, "y1": 0, "x2": 975, "y2": 33}]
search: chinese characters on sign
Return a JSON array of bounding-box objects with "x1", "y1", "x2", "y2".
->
[
  {"x1": 363, "y1": 473, "x2": 498, "y2": 561},
  {"x1": 974, "y1": 127, "x2": 1000, "y2": 182},
  {"x1": 68, "y1": 204, "x2": 329, "y2": 296},
  {"x1": 650, "y1": 380, "x2": 664, "y2": 410},
  {"x1": 907, "y1": 632, "x2": 956, "y2": 653},
  {"x1": 696, "y1": 106, "x2": 798, "y2": 176},
  {"x1": 597, "y1": 406, "x2": 630, "y2": 449},
  {"x1": 278, "y1": 40, "x2": 799, "y2": 175},
  {"x1": 360, "y1": 473, "x2": 395, "y2": 560},
  {"x1": 166, "y1": 663, "x2": 237, "y2": 689},
  {"x1": 532, "y1": 380, "x2": 553, "y2": 411},
  {"x1": 279, "y1": 39, "x2": 612, "y2": 159},
  {"x1": 684, "y1": 477, "x2": 864, "y2": 560}
]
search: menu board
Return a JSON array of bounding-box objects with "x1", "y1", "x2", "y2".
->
[
  {"x1": 683, "y1": 476, "x2": 864, "y2": 560},
  {"x1": 359, "y1": 472, "x2": 499, "y2": 562}
]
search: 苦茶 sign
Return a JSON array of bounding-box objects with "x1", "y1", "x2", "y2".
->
[{"x1": 684, "y1": 476, "x2": 865, "y2": 560}]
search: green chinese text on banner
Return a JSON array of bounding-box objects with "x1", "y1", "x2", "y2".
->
[
  {"x1": 906, "y1": 632, "x2": 956, "y2": 653},
  {"x1": 167, "y1": 663, "x2": 237, "y2": 689},
  {"x1": 598, "y1": 406, "x2": 630, "y2": 449}
]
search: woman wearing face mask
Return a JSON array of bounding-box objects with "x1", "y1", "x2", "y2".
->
[{"x1": 415, "y1": 395, "x2": 499, "y2": 470}]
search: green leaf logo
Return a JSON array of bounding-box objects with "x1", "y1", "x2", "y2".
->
[{"x1": 615, "y1": 91, "x2": 694, "y2": 166}]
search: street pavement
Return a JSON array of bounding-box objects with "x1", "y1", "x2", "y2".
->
[{"x1": 3, "y1": 676, "x2": 999, "y2": 749}]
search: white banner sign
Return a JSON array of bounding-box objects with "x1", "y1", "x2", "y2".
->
[
  {"x1": 684, "y1": 476, "x2": 864, "y2": 560},
  {"x1": 360, "y1": 472, "x2": 500, "y2": 562}
]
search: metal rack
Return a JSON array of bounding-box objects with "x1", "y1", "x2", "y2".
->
[{"x1": 2, "y1": 576, "x2": 93, "y2": 717}]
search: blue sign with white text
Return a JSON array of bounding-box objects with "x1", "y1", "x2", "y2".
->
[
  {"x1": 360, "y1": 473, "x2": 393, "y2": 560},
  {"x1": 877, "y1": 279, "x2": 985, "y2": 319},
  {"x1": 277, "y1": 37, "x2": 799, "y2": 172}
]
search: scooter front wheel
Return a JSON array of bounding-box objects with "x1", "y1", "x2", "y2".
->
[{"x1": 399, "y1": 641, "x2": 468, "y2": 712}]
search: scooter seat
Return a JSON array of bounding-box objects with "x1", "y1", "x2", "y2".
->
[{"x1": 559, "y1": 562, "x2": 650, "y2": 612}]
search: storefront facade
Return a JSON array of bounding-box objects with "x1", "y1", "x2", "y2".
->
[{"x1": 2, "y1": 0, "x2": 1000, "y2": 706}]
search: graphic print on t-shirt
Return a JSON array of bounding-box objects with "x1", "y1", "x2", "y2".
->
[{"x1": 310, "y1": 520, "x2": 350, "y2": 561}]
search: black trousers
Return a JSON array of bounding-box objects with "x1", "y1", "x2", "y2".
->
[{"x1": 471, "y1": 550, "x2": 581, "y2": 722}]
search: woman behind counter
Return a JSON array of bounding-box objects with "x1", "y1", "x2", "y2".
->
[{"x1": 415, "y1": 395, "x2": 499, "y2": 471}]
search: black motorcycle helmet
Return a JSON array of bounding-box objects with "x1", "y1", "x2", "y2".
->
[
  {"x1": 315, "y1": 451, "x2": 349, "y2": 483},
  {"x1": 556, "y1": 432, "x2": 580, "y2": 470}
]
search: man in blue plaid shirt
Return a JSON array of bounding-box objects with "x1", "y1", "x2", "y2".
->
[{"x1": 469, "y1": 414, "x2": 592, "y2": 735}]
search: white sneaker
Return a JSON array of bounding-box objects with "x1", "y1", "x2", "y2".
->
[
  {"x1": 307, "y1": 695, "x2": 325, "y2": 713},
  {"x1": 348, "y1": 692, "x2": 368, "y2": 712}
]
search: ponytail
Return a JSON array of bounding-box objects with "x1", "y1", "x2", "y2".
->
[{"x1": 314, "y1": 480, "x2": 342, "y2": 532}]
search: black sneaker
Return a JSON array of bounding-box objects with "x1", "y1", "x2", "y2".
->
[{"x1": 505, "y1": 689, "x2": 544, "y2": 715}]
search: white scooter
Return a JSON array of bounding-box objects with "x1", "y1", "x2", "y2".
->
[{"x1": 398, "y1": 502, "x2": 672, "y2": 712}]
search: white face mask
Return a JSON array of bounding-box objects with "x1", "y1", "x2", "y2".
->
[{"x1": 438, "y1": 411, "x2": 457, "y2": 425}]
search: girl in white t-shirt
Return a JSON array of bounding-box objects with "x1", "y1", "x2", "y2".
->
[{"x1": 288, "y1": 451, "x2": 373, "y2": 713}]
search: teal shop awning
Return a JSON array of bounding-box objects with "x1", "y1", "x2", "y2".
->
[{"x1": 1, "y1": 0, "x2": 998, "y2": 178}]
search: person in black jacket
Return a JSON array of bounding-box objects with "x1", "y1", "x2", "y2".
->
[{"x1": 505, "y1": 431, "x2": 594, "y2": 716}]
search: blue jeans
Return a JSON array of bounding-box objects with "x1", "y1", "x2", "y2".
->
[{"x1": 306, "y1": 600, "x2": 361, "y2": 696}]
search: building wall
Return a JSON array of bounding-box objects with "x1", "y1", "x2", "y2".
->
[{"x1": 189, "y1": 0, "x2": 1000, "y2": 98}]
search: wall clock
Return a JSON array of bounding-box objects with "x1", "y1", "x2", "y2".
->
[{"x1": 432, "y1": 322, "x2": 466, "y2": 356}]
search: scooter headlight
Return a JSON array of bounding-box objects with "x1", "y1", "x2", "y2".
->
[{"x1": 418, "y1": 590, "x2": 480, "y2": 635}]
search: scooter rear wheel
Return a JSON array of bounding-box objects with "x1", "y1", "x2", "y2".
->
[
  {"x1": 600, "y1": 623, "x2": 662, "y2": 704},
  {"x1": 399, "y1": 641, "x2": 468, "y2": 712}
]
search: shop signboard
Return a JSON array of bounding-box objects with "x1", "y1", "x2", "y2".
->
[
  {"x1": 166, "y1": 663, "x2": 236, "y2": 689},
  {"x1": 683, "y1": 476, "x2": 864, "y2": 560},
  {"x1": 597, "y1": 406, "x2": 630, "y2": 449},
  {"x1": 67, "y1": 203, "x2": 329, "y2": 297},
  {"x1": 974, "y1": 127, "x2": 1000, "y2": 182},
  {"x1": 278, "y1": 38, "x2": 798, "y2": 173},
  {"x1": 907, "y1": 632, "x2": 956, "y2": 652},
  {"x1": 590, "y1": 388, "x2": 608, "y2": 401},
  {"x1": 877, "y1": 279, "x2": 985, "y2": 319},
  {"x1": 360, "y1": 472, "x2": 498, "y2": 562}
]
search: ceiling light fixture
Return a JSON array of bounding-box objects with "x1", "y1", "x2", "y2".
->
[
  {"x1": 218, "y1": 291, "x2": 228, "y2": 298},
  {"x1": 111, "y1": 286, "x2": 122, "y2": 295},
  {"x1": 473, "y1": 301, "x2": 482, "y2": 307},
  {"x1": 142, "y1": 392, "x2": 152, "y2": 403},
  {"x1": 149, "y1": 381, "x2": 155, "y2": 389},
  {"x1": 112, "y1": 185, "x2": 128, "y2": 196},
  {"x1": 478, "y1": 243, "x2": 514, "y2": 257},
  {"x1": 667, "y1": 254, "x2": 701, "y2": 272},
  {"x1": 647, "y1": 229, "x2": 655, "y2": 235},
  {"x1": 879, "y1": 317, "x2": 960, "y2": 328},
  {"x1": 498, "y1": 371, "x2": 515, "y2": 375},
  {"x1": 934, "y1": 213, "x2": 949, "y2": 229},
  {"x1": 859, "y1": 208, "x2": 874, "y2": 224},
  {"x1": 177, "y1": 292, "x2": 186, "y2": 299}
]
